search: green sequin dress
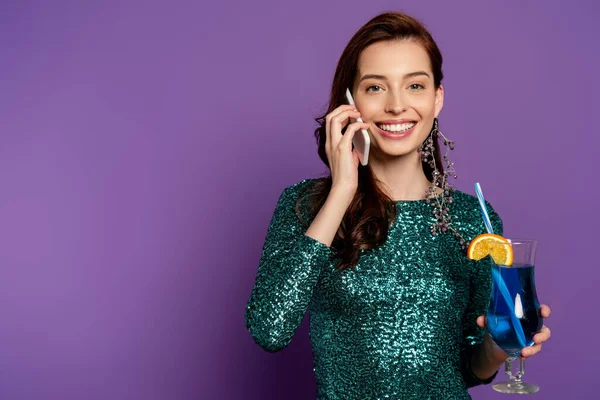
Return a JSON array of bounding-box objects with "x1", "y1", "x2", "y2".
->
[{"x1": 246, "y1": 179, "x2": 502, "y2": 399}]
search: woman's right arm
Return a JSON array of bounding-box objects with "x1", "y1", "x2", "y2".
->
[
  {"x1": 244, "y1": 185, "x2": 352, "y2": 352},
  {"x1": 245, "y1": 105, "x2": 368, "y2": 352}
]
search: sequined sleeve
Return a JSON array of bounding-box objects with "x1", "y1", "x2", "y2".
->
[
  {"x1": 460, "y1": 202, "x2": 504, "y2": 387},
  {"x1": 245, "y1": 185, "x2": 333, "y2": 352}
]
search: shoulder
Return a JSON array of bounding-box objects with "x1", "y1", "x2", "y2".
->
[
  {"x1": 450, "y1": 190, "x2": 503, "y2": 239},
  {"x1": 273, "y1": 177, "x2": 327, "y2": 220},
  {"x1": 451, "y1": 190, "x2": 500, "y2": 214},
  {"x1": 283, "y1": 178, "x2": 323, "y2": 195},
  {"x1": 451, "y1": 190, "x2": 483, "y2": 209},
  {"x1": 278, "y1": 178, "x2": 325, "y2": 203}
]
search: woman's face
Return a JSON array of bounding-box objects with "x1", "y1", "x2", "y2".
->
[{"x1": 353, "y1": 40, "x2": 443, "y2": 160}]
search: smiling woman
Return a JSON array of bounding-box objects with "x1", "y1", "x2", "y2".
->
[
  {"x1": 244, "y1": 11, "x2": 551, "y2": 400},
  {"x1": 354, "y1": 42, "x2": 441, "y2": 153}
]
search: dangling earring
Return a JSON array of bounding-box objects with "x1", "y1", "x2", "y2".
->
[
  {"x1": 418, "y1": 121, "x2": 436, "y2": 165},
  {"x1": 420, "y1": 118, "x2": 469, "y2": 250}
]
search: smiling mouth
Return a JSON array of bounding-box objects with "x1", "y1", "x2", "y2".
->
[{"x1": 376, "y1": 122, "x2": 416, "y2": 133}]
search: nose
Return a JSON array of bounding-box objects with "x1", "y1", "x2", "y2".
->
[{"x1": 384, "y1": 91, "x2": 407, "y2": 114}]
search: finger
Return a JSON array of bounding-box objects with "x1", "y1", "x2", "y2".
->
[
  {"x1": 540, "y1": 304, "x2": 551, "y2": 318},
  {"x1": 325, "y1": 112, "x2": 337, "y2": 158},
  {"x1": 331, "y1": 104, "x2": 359, "y2": 115},
  {"x1": 325, "y1": 105, "x2": 361, "y2": 166},
  {"x1": 330, "y1": 110, "x2": 362, "y2": 146},
  {"x1": 476, "y1": 315, "x2": 486, "y2": 328},
  {"x1": 326, "y1": 105, "x2": 358, "y2": 144},
  {"x1": 330, "y1": 109, "x2": 361, "y2": 133},
  {"x1": 521, "y1": 343, "x2": 542, "y2": 358},
  {"x1": 533, "y1": 326, "x2": 551, "y2": 344},
  {"x1": 352, "y1": 149, "x2": 360, "y2": 166},
  {"x1": 339, "y1": 122, "x2": 370, "y2": 152}
]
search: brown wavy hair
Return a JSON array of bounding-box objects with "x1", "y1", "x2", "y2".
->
[{"x1": 297, "y1": 12, "x2": 445, "y2": 270}]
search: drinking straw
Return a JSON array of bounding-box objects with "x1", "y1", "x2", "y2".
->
[{"x1": 474, "y1": 183, "x2": 527, "y2": 350}]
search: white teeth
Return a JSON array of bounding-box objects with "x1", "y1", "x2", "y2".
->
[{"x1": 378, "y1": 122, "x2": 415, "y2": 133}]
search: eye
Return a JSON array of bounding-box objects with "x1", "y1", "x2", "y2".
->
[
  {"x1": 366, "y1": 85, "x2": 382, "y2": 92},
  {"x1": 408, "y1": 83, "x2": 425, "y2": 90}
]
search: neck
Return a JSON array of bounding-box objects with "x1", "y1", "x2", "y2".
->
[{"x1": 368, "y1": 150, "x2": 432, "y2": 201}]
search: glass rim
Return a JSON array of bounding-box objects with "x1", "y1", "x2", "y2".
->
[
  {"x1": 493, "y1": 262, "x2": 535, "y2": 268},
  {"x1": 505, "y1": 238, "x2": 538, "y2": 246}
]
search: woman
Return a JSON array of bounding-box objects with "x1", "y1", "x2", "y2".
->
[{"x1": 245, "y1": 12, "x2": 551, "y2": 399}]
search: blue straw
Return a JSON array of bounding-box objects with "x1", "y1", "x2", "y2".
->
[
  {"x1": 474, "y1": 182, "x2": 527, "y2": 350},
  {"x1": 474, "y1": 183, "x2": 494, "y2": 234}
]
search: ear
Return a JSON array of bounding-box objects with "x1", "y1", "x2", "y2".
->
[{"x1": 434, "y1": 85, "x2": 444, "y2": 118}]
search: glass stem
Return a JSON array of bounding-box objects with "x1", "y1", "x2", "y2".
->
[
  {"x1": 504, "y1": 357, "x2": 514, "y2": 380},
  {"x1": 517, "y1": 358, "x2": 525, "y2": 380},
  {"x1": 504, "y1": 357, "x2": 525, "y2": 386}
]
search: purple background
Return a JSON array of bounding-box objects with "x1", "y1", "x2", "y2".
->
[{"x1": 0, "y1": 1, "x2": 597, "y2": 399}]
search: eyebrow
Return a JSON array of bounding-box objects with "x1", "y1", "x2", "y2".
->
[{"x1": 358, "y1": 71, "x2": 431, "y2": 82}]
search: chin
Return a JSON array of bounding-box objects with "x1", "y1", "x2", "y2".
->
[
  {"x1": 370, "y1": 147, "x2": 420, "y2": 160},
  {"x1": 371, "y1": 139, "x2": 423, "y2": 158}
]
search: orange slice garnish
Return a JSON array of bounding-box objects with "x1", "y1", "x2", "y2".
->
[{"x1": 467, "y1": 233, "x2": 514, "y2": 266}]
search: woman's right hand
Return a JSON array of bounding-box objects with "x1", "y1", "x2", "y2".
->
[
  {"x1": 305, "y1": 105, "x2": 370, "y2": 246},
  {"x1": 324, "y1": 104, "x2": 370, "y2": 196}
]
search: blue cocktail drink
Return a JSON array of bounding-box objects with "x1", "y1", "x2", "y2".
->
[
  {"x1": 472, "y1": 183, "x2": 544, "y2": 394},
  {"x1": 487, "y1": 263, "x2": 543, "y2": 357},
  {"x1": 485, "y1": 240, "x2": 542, "y2": 394}
]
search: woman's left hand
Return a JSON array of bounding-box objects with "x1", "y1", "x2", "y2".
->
[{"x1": 477, "y1": 304, "x2": 552, "y2": 359}]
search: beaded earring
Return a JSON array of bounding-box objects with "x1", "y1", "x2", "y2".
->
[{"x1": 419, "y1": 118, "x2": 468, "y2": 250}]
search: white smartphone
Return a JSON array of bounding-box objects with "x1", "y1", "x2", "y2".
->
[{"x1": 345, "y1": 88, "x2": 370, "y2": 166}]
